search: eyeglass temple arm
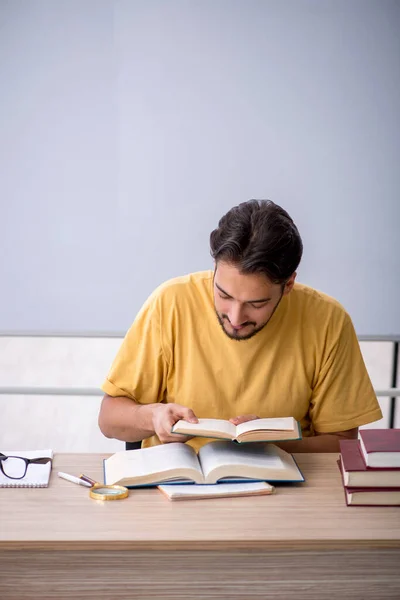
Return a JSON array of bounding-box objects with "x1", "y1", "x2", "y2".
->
[
  {"x1": 0, "y1": 454, "x2": 52, "y2": 464},
  {"x1": 27, "y1": 457, "x2": 52, "y2": 465}
]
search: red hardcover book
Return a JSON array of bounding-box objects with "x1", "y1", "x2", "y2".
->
[
  {"x1": 344, "y1": 485, "x2": 400, "y2": 506},
  {"x1": 337, "y1": 460, "x2": 400, "y2": 506},
  {"x1": 339, "y1": 439, "x2": 400, "y2": 487},
  {"x1": 359, "y1": 429, "x2": 400, "y2": 468}
]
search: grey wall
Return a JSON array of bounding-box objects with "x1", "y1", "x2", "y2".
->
[{"x1": 1, "y1": 0, "x2": 399, "y2": 336}]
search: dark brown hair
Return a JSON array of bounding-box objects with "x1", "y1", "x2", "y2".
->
[{"x1": 210, "y1": 200, "x2": 303, "y2": 284}]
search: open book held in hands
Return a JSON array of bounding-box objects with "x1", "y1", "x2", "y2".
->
[
  {"x1": 103, "y1": 441, "x2": 304, "y2": 487},
  {"x1": 171, "y1": 416, "x2": 301, "y2": 443}
]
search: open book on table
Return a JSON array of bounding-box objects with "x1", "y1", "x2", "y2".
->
[
  {"x1": 171, "y1": 416, "x2": 301, "y2": 443},
  {"x1": 103, "y1": 441, "x2": 304, "y2": 488}
]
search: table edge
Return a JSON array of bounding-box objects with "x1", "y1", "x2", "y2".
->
[{"x1": 1, "y1": 539, "x2": 400, "y2": 551}]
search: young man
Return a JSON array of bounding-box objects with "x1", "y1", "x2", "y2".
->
[{"x1": 99, "y1": 200, "x2": 382, "y2": 452}]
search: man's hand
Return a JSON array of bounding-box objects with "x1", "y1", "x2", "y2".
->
[
  {"x1": 152, "y1": 403, "x2": 198, "y2": 443},
  {"x1": 229, "y1": 414, "x2": 260, "y2": 426}
]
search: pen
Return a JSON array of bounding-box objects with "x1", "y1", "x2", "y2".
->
[
  {"x1": 79, "y1": 473, "x2": 97, "y2": 487},
  {"x1": 58, "y1": 471, "x2": 92, "y2": 487}
]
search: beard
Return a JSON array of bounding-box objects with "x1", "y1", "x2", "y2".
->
[
  {"x1": 215, "y1": 311, "x2": 265, "y2": 341},
  {"x1": 214, "y1": 291, "x2": 284, "y2": 342}
]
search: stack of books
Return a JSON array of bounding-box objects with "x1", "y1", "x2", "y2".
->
[{"x1": 338, "y1": 429, "x2": 400, "y2": 506}]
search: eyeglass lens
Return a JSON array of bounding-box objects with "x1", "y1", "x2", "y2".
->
[{"x1": 1, "y1": 457, "x2": 27, "y2": 479}]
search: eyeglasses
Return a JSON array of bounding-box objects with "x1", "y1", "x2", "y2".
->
[{"x1": 0, "y1": 453, "x2": 52, "y2": 480}]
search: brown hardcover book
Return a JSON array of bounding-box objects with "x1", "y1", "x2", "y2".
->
[
  {"x1": 338, "y1": 460, "x2": 400, "y2": 506},
  {"x1": 344, "y1": 485, "x2": 400, "y2": 506},
  {"x1": 359, "y1": 429, "x2": 400, "y2": 468},
  {"x1": 339, "y1": 439, "x2": 400, "y2": 487}
]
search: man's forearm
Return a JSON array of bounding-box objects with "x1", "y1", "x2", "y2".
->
[
  {"x1": 98, "y1": 394, "x2": 158, "y2": 442},
  {"x1": 274, "y1": 433, "x2": 342, "y2": 453}
]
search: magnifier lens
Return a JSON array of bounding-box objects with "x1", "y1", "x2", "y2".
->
[
  {"x1": 89, "y1": 484, "x2": 129, "y2": 501},
  {"x1": 92, "y1": 487, "x2": 122, "y2": 495}
]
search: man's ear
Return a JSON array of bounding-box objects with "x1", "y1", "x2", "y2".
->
[{"x1": 283, "y1": 272, "x2": 296, "y2": 296}]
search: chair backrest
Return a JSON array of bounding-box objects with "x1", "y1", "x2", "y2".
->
[{"x1": 125, "y1": 441, "x2": 142, "y2": 451}]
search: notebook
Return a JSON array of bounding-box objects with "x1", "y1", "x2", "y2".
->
[
  {"x1": 0, "y1": 449, "x2": 53, "y2": 488},
  {"x1": 158, "y1": 480, "x2": 275, "y2": 501}
]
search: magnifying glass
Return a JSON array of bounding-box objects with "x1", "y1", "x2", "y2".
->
[{"x1": 89, "y1": 483, "x2": 129, "y2": 501}]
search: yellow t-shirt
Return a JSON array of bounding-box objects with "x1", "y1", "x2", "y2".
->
[{"x1": 102, "y1": 271, "x2": 382, "y2": 450}]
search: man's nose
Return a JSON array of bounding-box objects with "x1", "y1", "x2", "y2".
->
[{"x1": 228, "y1": 303, "x2": 246, "y2": 327}]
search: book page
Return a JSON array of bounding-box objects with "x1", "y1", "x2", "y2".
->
[
  {"x1": 198, "y1": 441, "x2": 284, "y2": 481},
  {"x1": 236, "y1": 417, "x2": 296, "y2": 436},
  {"x1": 104, "y1": 442, "x2": 204, "y2": 485},
  {"x1": 172, "y1": 418, "x2": 236, "y2": 439},
  {"x1": 197, "y1": 441, "x2": 303, "y2": 483}
]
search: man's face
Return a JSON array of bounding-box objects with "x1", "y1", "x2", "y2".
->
[{"x1": 213, "y1": 262, "x2": 295, "y2": 341}]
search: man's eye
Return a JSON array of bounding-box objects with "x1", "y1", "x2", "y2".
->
[{"x1": 250, "y1": 302, "x2": 268, "y2": 309}]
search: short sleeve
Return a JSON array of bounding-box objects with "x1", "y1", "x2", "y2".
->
[
  {"x1": 101, "y1": 294, "x2": 169, "y2": 404},
  {"x1": 309, "y1": 315, "x2": 383, "y2": 433}
]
